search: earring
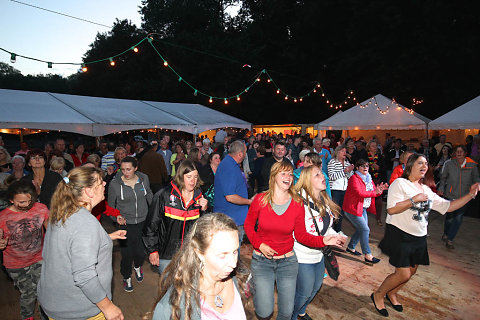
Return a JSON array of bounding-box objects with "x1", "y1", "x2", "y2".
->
[{"x1": 199, "y1": 259, "x2": 205, "y2": 272}]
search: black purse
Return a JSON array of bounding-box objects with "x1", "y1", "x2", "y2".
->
[{"x1": 305, "y1": 198, "x2": 340, "y2": 281}]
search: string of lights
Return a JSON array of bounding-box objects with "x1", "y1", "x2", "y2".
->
[{"x1": 2, "y1": 35, "x2": 421, "y2": 113}]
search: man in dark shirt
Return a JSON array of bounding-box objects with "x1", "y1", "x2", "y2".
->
[{"x1": 260, "y1": 141, "x2": 293, "y2": 191}]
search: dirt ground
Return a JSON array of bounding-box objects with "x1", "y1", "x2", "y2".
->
[{"x1": 1, "y1": 207, "x2": 479, "y2": 320}]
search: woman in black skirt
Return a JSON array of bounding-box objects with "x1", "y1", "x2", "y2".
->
[{"x1": 371, "y1": 153, "x2": 480, "y2": 317}]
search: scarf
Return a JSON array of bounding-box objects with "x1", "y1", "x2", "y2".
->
[
  {"x1": 355, "y1": 170, "x2": 373, "y2": 208},
  {"x1": 367, "y1": 152, "x2": 379, "y2": 179}
]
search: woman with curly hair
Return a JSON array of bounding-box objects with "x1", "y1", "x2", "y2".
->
[{"x1": 152, "y1": 213, "x2": 248, "y2": 320}]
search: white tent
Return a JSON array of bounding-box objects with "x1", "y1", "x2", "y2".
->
[
  {"x1": 315, "y1": 94, "x2": 430, "y2": 131},
  {"x1": 429, "y1": 95, "x2": 480, "y2": 129},
  {"x1": 0, "y1": 89, "x2": 251, "y2": 136}
]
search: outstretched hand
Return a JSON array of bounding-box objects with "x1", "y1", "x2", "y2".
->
[{"x1": 109, "y1": 230, "x2": 127, "y2": 240}]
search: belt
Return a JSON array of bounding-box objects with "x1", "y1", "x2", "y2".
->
[{"x1": 254, "y1": 250, "x2": 294, "y2": 259}]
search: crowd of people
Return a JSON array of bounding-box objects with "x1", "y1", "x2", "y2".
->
[{"x1": 0, "y1": 129, "x2": 479, "y2": 319}]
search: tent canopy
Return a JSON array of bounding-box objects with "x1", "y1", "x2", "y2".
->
[
  {"x1": 0, "y1": 89, "x2": 251, "y2": 136},
  {"x1": 315, "y1": 94, "x2": 431, "y2": 130},
  {"x1": 429, "y1": 95, "x2": 480, "y2": 130}
]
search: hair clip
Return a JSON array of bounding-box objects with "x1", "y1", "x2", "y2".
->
[{"x1": 63, "y1": 177, "x2": 70, "y2": 184}]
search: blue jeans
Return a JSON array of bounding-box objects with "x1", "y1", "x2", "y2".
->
[
  {"x1": 331, "y1": 190, "x2": 346, "y2": 232},
  {"x1": 345, "y1": 208, "x2": 371, "y2": 254},
  {"x1": 158, "y1": 259, "x2": 171, "y2": 275},
  {"x1": 292, "y1": 259, "x2": 325, "y2": 320},
  {"x1": 250, "y1": 253, "x2": 299, "y2": 320},
  {"x1": 444, "y1": 204, "x2": 469, "y2": 241}
]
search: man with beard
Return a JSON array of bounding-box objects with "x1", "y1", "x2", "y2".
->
[{"x1": 0, "y1": 181, "x2": 49, "y2": 320}]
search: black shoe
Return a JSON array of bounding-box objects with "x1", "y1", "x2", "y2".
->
[
  {"x1": 298, "y1": 313, "x2": 313, "y2": 320},
  {"x1": 365, "y1": 257, "x2": 381, "y2": 264},
  {"x1": 346, "y1": 247, "x2": 362, "y2": 256},
  {"x1": 371, "y1": 293, "x2": 389, "y2": 317},
  {"x1": 386, "y1": 294, "x2": 403, "y2": 312}
]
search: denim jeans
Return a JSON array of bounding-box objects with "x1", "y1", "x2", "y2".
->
[
  {"x1": 331, "y1": 190, "x2": 346, "y2": 232},
  {"x1": 291, "y1": 258, "x2": 325, "y2": 320},
  {"x1": 250, "y1": 253, "x2": 299, "y2": 319},
  {"x1": 444, "y1": 203, "x2": 469, "y2": 241},
  {"x1": 345, "y1": 208, "x2": 371, "y2": 254},
  {"x1": 158, "y1": 259, "x2": 171, "y2": 275}
]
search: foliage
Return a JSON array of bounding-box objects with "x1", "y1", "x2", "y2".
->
[{"x1": 1, "y1": 1, "x2": 480, "y2": 124}]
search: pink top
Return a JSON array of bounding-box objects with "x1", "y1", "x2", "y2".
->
[{"x1": 200, "y1": 283, "x2": 246, "y2": 320}]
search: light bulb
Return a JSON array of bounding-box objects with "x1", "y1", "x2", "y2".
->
[
  {"x1": 47, "y1": 62, "x2": 52, "y2": 68},
  {"x1": 236, "y1": 96, "x2": 240, "y2": 101},
  {"x1": 209, "y1": 97, "x2": 213, "y2": 103},
  {"x1": 224, "y1": 99, "x2": 228, "y2": 105},
  {"x1": 109, "y1": 58, "x2": 115, "y2": 66},
  {"x1": 163, "y1": 61, "x2": 168, "y2": 67},
  {"x1": 10, "y1": 53, "x2": 16, "y2": 63},
  {"x1": 133, "y1": 47, "x2": 139, "y2": 53},
  {"x1": 276, "y1": 89, "x2": 280, "y2": 94},
  {"x1": 81, "y1": 64, "x2": 88, "y2": 72}
]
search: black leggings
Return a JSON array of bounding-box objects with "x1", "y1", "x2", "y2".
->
[{"x1": 120, "y1": 221, "x2": 145, "y2": 279}]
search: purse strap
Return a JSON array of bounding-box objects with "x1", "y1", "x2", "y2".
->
[{"x1": 304, "y1": 196, "x2": 322, "y2": 236}]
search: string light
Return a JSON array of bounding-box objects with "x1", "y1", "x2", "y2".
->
[
  {"x1": 224, "y1": 98, "x2": 228, "y2": 104},
  {"x1": 0, "y1": 35, "x2": 361, "y2": 109}
]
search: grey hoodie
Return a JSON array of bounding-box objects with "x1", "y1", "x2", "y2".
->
[{"x1": 108, "y1": 171, "x2": 153, "y2": 224}]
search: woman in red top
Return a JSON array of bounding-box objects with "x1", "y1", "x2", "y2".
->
[
  {"x1": 343, "y1": 159, "x2": 388, "y2": 264},
  {"x1": 71, "y1": 143, "x2": 89, "y2": 167},
  {"x1": 0, "y1": 181, "x2": 49, "y2": 320},
  {"x1": 389, "y1": 151, "x2": 413, "y2": 185},
  {"x1": 244, "y1": 161, "x2": 344, "y2": 320}
]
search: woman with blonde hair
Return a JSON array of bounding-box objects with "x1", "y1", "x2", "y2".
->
[
  {"x1": 244, "y1": 161, "x2": 345, "y2": 319},
  {"x1": 0, "y1": 146, "x2": 12, "y2": 172},
  {"x1": 152, "y1": 213, "x2": 248, "y2": 320},
  {"x1": 292, "y1": 165, "x2": 342, "y2": 320},
  {"x1": 38, "y1": 166, "x2": 126, "y2": 320}
]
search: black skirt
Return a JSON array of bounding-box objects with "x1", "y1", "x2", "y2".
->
[{"x1": 379, "y1": 223, "x2": 429, "y2": 268}]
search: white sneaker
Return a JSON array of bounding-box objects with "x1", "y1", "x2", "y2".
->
[
  {"x1": 134, "y1": 266, "x2": 144, "y2": 282},
  {"x1": 123, "y1": 277, "x2": 133, "y2": 292}
]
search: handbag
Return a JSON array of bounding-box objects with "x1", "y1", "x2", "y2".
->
[{"x1": 304, "y1": 197, "x2": 340, "y2": 281}]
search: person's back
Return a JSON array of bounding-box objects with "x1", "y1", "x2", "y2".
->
[{"x1": 138, "y1": 147, "x2": 168, "y2": 193}]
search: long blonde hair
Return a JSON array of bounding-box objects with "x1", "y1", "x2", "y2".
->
[
  {"x1": 157, "y1": 213, "x2": 251, "y2": 320},
  {"x1": 261, "y1": 161, "x2": 300, "y2": 207},
  {"x1": 294, "y1": 165, "x2": 340, "y2": 218},
  {"x1": 49, "y1": 166, "x2": 103, "y2": 224}
]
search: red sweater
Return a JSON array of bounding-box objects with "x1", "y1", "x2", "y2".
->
[
  {"x1": 342, "y1": 173, "x2": 380, "y2": 216},
  {"x1": 244, "y1": 193, "x2": 325, "y2": 256}
]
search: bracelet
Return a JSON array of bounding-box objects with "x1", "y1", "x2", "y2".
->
[{"x1": 410, "y1": 198, "x2": 415, "y2": 206}]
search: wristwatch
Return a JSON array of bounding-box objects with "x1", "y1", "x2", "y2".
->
[{"x1": 410, "y1": 198, "x2": 415, "y2": 206}]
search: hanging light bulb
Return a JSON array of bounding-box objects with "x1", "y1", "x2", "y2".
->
[
  {"x1": 81, "y1": 64, "x2": 88, "y2": 72},
  {"x1": 267, "y1": 79, "x2": 271, "y2": 83},
  {"x1": 47, "y1": 62, "x2": 53, "y2": 68},
  {"x1": 10, "y1": 53, "x2": 16, "y2": 63},
  {"x1": 256, "y1": 78, "x2": 261, "y2": 82},
  {"x1": 294, "y1": 98, "x2": 297, "y2": 103},
  {"x1": 284, "y1": 96, "x2": 288, "y2": 100},
  {"x1": 276, "y1": 89, "x2": 280, "y2": 94},
  {"x1": 132, "y1": 47, "x2": 139, "y2": 53},
  {"x1": 236, "y1": 95, "x2": 241, "y2": 101},
  {"x1": 109, "y1": 58, "x2": 115, "y2": 66},
  {"x1": 224, "y1": 99, "x2": 228, "y2": 105},
  {"x1": 313, "y1": 89, "x2": 317, "y2": 93},
  {"x1": 163, "y1": 60, "x2": 168, "y2": 67},
  {"x1": 209, "y1": 97, "x2": 213, "y2": 103},
  {"x1": 299, "y1": 98, "x2": 303, "y2": 102},
  {"x1": 193, "y1": 89, "x2": 198, "y2": 96}
]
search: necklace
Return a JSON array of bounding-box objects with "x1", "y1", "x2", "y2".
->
[{"x1": 202, "y1": 280, "x2": 227, "y2": 308}]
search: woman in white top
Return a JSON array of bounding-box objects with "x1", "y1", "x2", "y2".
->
[
  {"x1": 371, "y1": 153, "x2": 480, "y2": 317},
  {"x1": 292, "y1": 165, "x2": 343, "y2": 320},
  {"x1": 327, "y1": 145, "x2": 354, "y2": 233}
]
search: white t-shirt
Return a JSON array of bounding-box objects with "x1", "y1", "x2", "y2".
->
[{"x1": 386, "y1": 178, "x2": 450, "y2": 237}]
